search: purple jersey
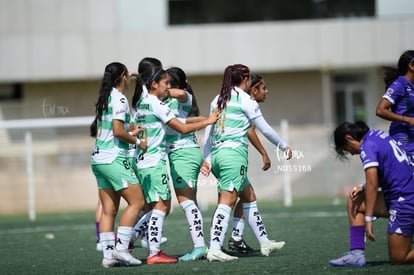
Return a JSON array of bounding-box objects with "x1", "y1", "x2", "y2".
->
[
  {"x1": 382, "y1": 76, "x2": 414, "y2": 154},
  {"x1": 360, "y1": 130, "x2": 414, "y2": 205}
]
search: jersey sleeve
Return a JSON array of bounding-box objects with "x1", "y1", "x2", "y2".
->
[
  {"x1": 360, "y1": 141, "x2": 379, "y2": 170},
  {"x1": 242, "y1": 96, "x2": 262, "y2": 121},
  {"x1": 154, "y1": 101, "x2": 176, "y2": 124},
  {"x1": 112, "y1": 94, "x2": 128, "y2": 121},
  {"x1": 382, "y1": 80, "x2": 404, "y2": 105}
]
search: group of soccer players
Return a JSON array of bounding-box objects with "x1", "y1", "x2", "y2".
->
[
  {"x1": 330, "y1": 50, "x2": 414, "y2": 266},
  {"x1": 90, "y1": 57, "x2": 291, "y2": 267}
]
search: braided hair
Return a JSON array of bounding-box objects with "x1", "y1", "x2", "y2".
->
[
  {"x1": 166, "y1": 67, "x2": 200, "y2": 116},
  {"x1": 90, "y1": 62, "x2": 127, "y2": 137},
  {"x1": 383, "y1": 50, "x2": 414, "y2": 89},
  {"x1": 217, "y1": 64, "x2": 250, "y2": 111}
]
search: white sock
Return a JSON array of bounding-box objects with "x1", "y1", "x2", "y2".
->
[
  {"x1": 148, "y1": 209, "x2": 166, "y2": 257},
  {"x1": 231, "y1": 217, "x2": 245, "y2": 241},
  {"x1": 131, "y1": 211, "x2": 152, "y2": 244},
  {"x1": 100, "y1": 232, "x2": 115, "y2": 259},
  {"x1": 209, "y1": 204, "x2": 231, "y2": 250},
  {"x1": 243, "y1": 201, "x2": 269, "y2": 244},
  {"x1": 116, "y1": 226, "x2": 133, "y2": 251},
  {"x1": 180, "y1": 200, "x2": 205, "y2": 248}
]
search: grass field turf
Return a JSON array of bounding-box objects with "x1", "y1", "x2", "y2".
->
[{"x1": 1, "y1": 198, "x2": 413, "y2": 274}]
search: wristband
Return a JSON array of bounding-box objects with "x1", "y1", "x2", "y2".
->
[
  {"x1": 359, "y1": 183, "x2": 366, "y2": 191},
  {"x1": 136, "y1": 138, "x2": 141, "y2": 145},
  {"x1": 128, "y1": 131, "x2": 133, "y2": 136},
  {"x1": 365, "y1": 216, "x2": 375, "y2": 222}
]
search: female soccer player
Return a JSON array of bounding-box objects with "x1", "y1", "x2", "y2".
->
[
  {"x1": 376, "y1": 50, "x2": 414, "y2": 162},
  {"x1": 131, "y1": 62, "x2": 219, "y2": 264},
  {"x1": 165, "y1": 67, "x2": 208, "y2": 261},
  {"x1": 90, "y1": 62, "x2": 147, "y2": 267},
  {"x1": 229, "y1": 74, "x2": 272, "y2": 254},
  {"x1": 201, "y1": 64, "x2": 292, "y2": 262},
  {"x1": 330, "y1": 121, "x2": 414, "y2": 266}
]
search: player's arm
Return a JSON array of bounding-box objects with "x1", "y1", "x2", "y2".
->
[
  {"x1": 168, "y1": 88, "x2": 188, "y2": 103},
  {"x1": 248, "y1": 123, "x2": 271, "y2": 170},
  {"x1": 167, "y1": 109, "x2": 219, "y2": 134},
  {"x1": 253, "y1": 116, "x2": 292, "y2": 160}
]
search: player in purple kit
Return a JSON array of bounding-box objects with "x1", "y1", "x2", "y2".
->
[
  {"x1": 330, "y1": 121, "x2": 414, "y2": 266},
  {"x1": 376, "y1": 50, "x2": 414, "y2": 162}
]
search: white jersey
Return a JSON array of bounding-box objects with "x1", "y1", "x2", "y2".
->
[
  {"x1": 91, "y1": 88, "x2": 131, "y2": 164},
  {"x1": 133, "y1": 93, "x2": 175, "y2": 168},
  {"x1": 210, "y1": 86, "x2": 262, "y2": 150},
  {"x1": 165, "y1": 92, "x2": 199, "y2": 153}
]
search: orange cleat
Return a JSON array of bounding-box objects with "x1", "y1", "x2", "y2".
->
[{"x1": 147, "y1": 251, "x2": 178, "y2": 264}]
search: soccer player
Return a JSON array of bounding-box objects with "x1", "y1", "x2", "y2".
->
[
  {"x1": 131, "y1": 61, "x2": 219, "y2": 264},
  {"x1": 376, "y1": 50, "x2": 414, "y2": 163},
  {"x1": 330, "y1": 121, "x2": 414, "y2": 266},
  {"x1": 165, "y1": 67, "x2": 208, "y2": 261},
  {"x1": 201, "y1": 64, "x2": 292, "y2": 262},
  {"x1": 90, "y1": 62, "x2": 147, "y2": 267},
  {"x1": 229, "y1": 74, "x2": 271, "y2": 254}
]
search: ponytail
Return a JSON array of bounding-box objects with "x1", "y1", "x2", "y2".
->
[
  {"x1": 90, "y1": 62, "x2": 126, "y2": 137},
  {"x1": 217, "y1": 64, "x2": 250, "y2": 111}
]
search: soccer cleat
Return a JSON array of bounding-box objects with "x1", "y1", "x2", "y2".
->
[
  {"x1": 260, "y1": 240, "x2": 286, "y2": 256},
  {"x1": 96, "y1": 240, "x2": 103, "y2": 252},
  {"x1": 228, "y1": 238, "x2": 255, "y2": 254},
  {"x1": 179, "y1": 246, "x2": 208, "y2": 261},
  {"x1": 206, "y1": 248, "x2": 238, "y2": 262},
  {"x1": 141, "y1": 236, "x2": 168, "y2": 248},
  {"x1": 112, "y1": 249, "x2": 142, "y2": 266},
  {"x1": 101, "y1": 258, "x2": 120, "y2": 268},
  {"x1": 329, "y1": 251, "x2": 366, "y2": 267},
  {"x1": 147, "y1": 251, "x2": 178, "y2": 264}
]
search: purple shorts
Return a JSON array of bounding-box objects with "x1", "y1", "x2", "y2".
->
[{"x1": 387, "y1": 197, "x2": 414, "y2": 237}]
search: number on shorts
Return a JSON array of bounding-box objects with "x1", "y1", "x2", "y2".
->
[
  {"x1": 122, "y1": 160, "x2": 131, "y2": 170},
  {"x1": 162, "y1": 174, "x2": 168, "y2": 185}
]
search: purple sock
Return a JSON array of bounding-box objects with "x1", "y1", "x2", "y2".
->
[
  {"x1": 349, "y1": 226, "x2": 365, "y2": 250},
  {"x1": 96, "y1": 222, "x2": 100, "y2": 240}
]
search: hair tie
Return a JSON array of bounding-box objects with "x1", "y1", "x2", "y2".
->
[{"x1": 145, "y1": 68, "x2": 163, "y2": 84}]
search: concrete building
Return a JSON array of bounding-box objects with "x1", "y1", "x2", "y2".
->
[{"x1": 1, "y1": 0, "x2": 413, "y2": 214}]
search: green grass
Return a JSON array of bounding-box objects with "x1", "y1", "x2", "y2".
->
[{"x1": 1, "y1": 198, "x2": 413, "y2": 274}]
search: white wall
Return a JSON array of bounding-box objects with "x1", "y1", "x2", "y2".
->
[{"x1": 1, "y1": 0, "x2": 414, "y2": 82}]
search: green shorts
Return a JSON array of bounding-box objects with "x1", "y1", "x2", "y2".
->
[
  {"x1": 212, "y1": 146, "x2": 250, "y2": 192},
  {"x1": 137, "y1": 159, "x2": 172, "y2": 203},
  {"x1": 91, "y1": 155, "x2": 138, "y2": 191},
  {"x1": 168, "y1": 147, "x2": 202, "y2": 190}
]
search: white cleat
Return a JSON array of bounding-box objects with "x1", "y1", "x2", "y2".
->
[
  {"x1": 112, "y1": 249, "x2": 142, "y2": 266},
  {"x1": 260, "y1": 240, "x2": 286, "y2": 256},
  {"x1": 206, "y1": 248, "x2": 238, "y2": 262},
  {"x1": 101, "y1": 258, "x2": 120, "y2": 268}
]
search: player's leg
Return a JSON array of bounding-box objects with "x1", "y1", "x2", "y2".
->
[
  {"x1": 95, "y1": 197, "x2": 103, "y2": 251},
  {"x1": 143, "y1": 161, "x2": 177, "y2": 264},
  {"x1": 207, "y1": 189, "x2": 239, "y2": 262},
  {"x1": 239, "y1": 184, "x2": 285, "y2": 256},
  {"x1": 170, "y1": 148, "x2": 207, "y2": 261},
  {"x1": 330, "y1": 190, "x2": 388, "y2": 267},
  {"x1": 228, "y1": 198, "x2": 254, "y2": 253}
]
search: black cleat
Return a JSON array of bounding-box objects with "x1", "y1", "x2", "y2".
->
[{"x1": 228, "y1": 238, "x2": 255, "y2": 254}]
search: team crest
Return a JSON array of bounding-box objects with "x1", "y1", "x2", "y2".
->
[{"x1": 386, "y1": 88, "x2": 394, "y2": 95}]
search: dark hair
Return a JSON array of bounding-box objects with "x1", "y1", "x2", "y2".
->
[
  {"x1": 333, "y1": 121, "x2": 370, "y2": 161},
  {"x1": 217, "y1": 64, "x2": 250, "y2": 111},
  {"x1": 132, "y1": 57, "x2": 163, "y2": 107},
  {"x1": 90, "y1": 62, "x2": 128, "y2": 137},
  {"x1": 248, "y1": 74, "x2": 263, "y2": 95},
  {"x1": 166, "y1": 67, "x2": 200, "y2": 116},
  {"x1": 383, "y1": 50, "x2": 414, "y2": 89}
]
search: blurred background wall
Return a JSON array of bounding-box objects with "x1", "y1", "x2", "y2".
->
[{"x1": 1, "y1": 0, "x2": 414, "y2": 215}]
